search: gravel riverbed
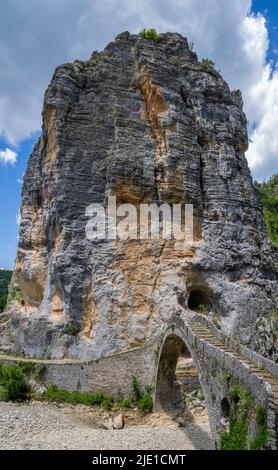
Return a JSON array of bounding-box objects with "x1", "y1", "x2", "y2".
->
[{"x1": 0, "y1": 401, "x2": 213, "y2": 450}]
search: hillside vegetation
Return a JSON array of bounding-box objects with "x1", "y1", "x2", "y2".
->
[
  {"x1": 0, "y1": 270, "x2": 13, "y2": 312},
  {"x1": 257, "y1": 174, "x2": 278, "y2": 246}
]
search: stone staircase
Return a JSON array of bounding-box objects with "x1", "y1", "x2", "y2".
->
[{"x1": 190, "y1": 319, "x2": 278, "y2": 417}]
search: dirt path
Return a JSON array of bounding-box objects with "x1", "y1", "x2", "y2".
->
[{"x1": 0, "y1": 401, "x2": 213, "y2": 450}]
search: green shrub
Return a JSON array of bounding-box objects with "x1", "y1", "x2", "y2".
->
[
  {"x1": 220, "y1": 417, "x2": 248, "y2": 450},
  {"x1": 132, "y1": 376, "x2": 142, "y2": 401},
  {"x1": 35, "y1": 363, "x2": 47, "y2": 378},
  {"x1": 119, "y1": 397, "x2": 132, "y2": 409},
  {"x1": 200, "y1": 58, "x2": 215, "y2": 71},
  {"x1": 83, "y1": 60, "x2": 93, "y2": 68},
  {"x1": 42, "y1": 382, "x2": 153, "y2": 412},
  {"x1": 63, "y1": 323, "x2": 80, "y2": 336},
  {"x1": 42, "y1": 385, "x2": 115, "y2": 410},
  {"x1": 18, "y1": 362, "x2": 34, "y2": 375},
  {"x1": 138, "y1": 392, "x2": 153, "y2": 413},
  {"x1": 101, "y1": 395, "x2": 114, "y2": 410},
  {"x1": 220, "y1": 384, "x2": 260, "y2": 450},
  {"x1": 229, "y1": 384, "x2": 251, "y2": 413},
  {"x1": 140, "y1": 28, "x2": 161, "y2": 42},
  {"x1": 0, "y1": 364, "x2": 31, "y2": 401},
  {"x1": 249, "y1": 405, "x2": 268, "y2": 450},
  {"x1": 195, "y1": 58, "x2": 218, "y2": 77},
  {"x1": 0, "y1": 295, "x2": 8, "y2": 312},
  {"x1": 131, "y1": 377, "x2": 153, "y2": 413},
  {"x1": 256, "y1": 174, "x2": 278, "y2": 245},
  {"x1": 220, "y1": 385, "x2": 249, "y2": 449},
  {"x1": 82, "y1": 54, "x2": 100, "y2": 69},
  {"x1": 153, "y1": 344, "x2": 160, "y2": 357},
  {"x1": 220, "y1": 372, "x2": 231, "y2": 386},
  {"x1": 196, "y1": 303, "x2": 211, "y2": 314},
  {"x1": 213, "y1": 318, "x2": 221, "y2": 330},
  {"x1": 229, "y1": 384, "x2": 243, "y2": 401},
  {"x1": 170, "y1": 323, "x2": 176, "y2": 333},
  {"x1": 7, "y1": 287, "x2": 24, "y2": 306},
  {"x1": 0, "y1": 270, "x2": 13, "y2": 298},
  {"x1": 169, "y1": 56, "x2": 182, "y2": 67},
  {"x1": 145, "y1": 384, "x2": 154, "y2": 394}
]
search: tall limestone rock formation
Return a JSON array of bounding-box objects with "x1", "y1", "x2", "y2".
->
[{"x1": 4, "y1": 32, "x2": 277, "y2": 360}]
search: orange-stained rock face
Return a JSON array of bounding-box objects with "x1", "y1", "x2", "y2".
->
[
  {"x1": 81, "y1": 281, "x2": 99, "y2": 339},
  {"x1": 44, "y1": 106, "x2": 57, "y2": 163},
  {"x1": 4, "y1": 32, "x2": 277, "y2": 362},
  {"x1": 139, "y1": 65, "x2": 169, "y2": 158}
]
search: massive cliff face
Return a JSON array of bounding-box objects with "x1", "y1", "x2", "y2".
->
[{"x1": 4, "y1": 32, "x2": 277, "y2": 360}]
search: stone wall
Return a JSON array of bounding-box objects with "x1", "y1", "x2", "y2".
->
[{"x1": 0, "y1": 346, "x2": 155, "y2": 398}]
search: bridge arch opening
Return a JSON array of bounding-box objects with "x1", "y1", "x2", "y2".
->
[
  {"x1": 155, "y1": 332, "x2": 213, "y2": 449},
  {"x1": 221, "y1": 398, "x2": 230, "y2": 418},
  {"x1": 155, "y1": 334, "x2": 203, "y2": 411}
]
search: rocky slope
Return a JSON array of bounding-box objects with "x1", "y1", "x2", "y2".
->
[{"x1": 3, "y1": 31, "x2": 277, "y2": 360}]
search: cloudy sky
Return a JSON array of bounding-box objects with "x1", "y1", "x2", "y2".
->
[{"x1": 0, "y1": 0, "x2": 277, "y2": 268}]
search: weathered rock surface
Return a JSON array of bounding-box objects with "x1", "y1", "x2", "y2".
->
[
  {"x1": 3, "y1": 32, "x2": 277, "y2": 360},
  {"x1": 113, "y1": 413, "x2": 124, "y2": 430}
]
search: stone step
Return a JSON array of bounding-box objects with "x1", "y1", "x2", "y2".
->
[{"x1": 191, "y1": 321, "x2": 278, "y2": 390}]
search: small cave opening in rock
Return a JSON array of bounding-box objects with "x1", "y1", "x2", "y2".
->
[{"x1": 188, "y1": 289, "x2": 211, "y2": 313}]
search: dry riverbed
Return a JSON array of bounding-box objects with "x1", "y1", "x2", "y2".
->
[{"x1": 0, "y1": 400, "x2": 213, "y2": 450}]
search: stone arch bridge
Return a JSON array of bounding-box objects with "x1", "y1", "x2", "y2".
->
[{"x1": 1, "y1": 312, "x2": 277, "y2": 449}]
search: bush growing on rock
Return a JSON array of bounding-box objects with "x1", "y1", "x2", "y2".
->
[
  {"x1": 220, "y1": 384, "x2": 268, "y2": 450},
  {"x1": 63, "y1": 323, "x2": 80, "y2": 336},
  {"x1": 140, "y1": 28, "x2": 161, "y2": 42},
  {"x1": 0, "y1": 363, "x2": 31, "y2": 401}
]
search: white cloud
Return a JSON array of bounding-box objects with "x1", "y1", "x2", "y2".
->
[
  {"x1": 246, "y1": 66, "x2": 278, "y2": 181},
  {"x1": 16, "y1": 209, "x2": 21, "y2": 226},
  {"x1": 16, "y1": 172, "x2": 24, "y2": 184},
  {"x1": 0, "y1": 147, "x2": 17, "y2": 165},
  {"x1": 0, "y1": 0, "x2": 277, "y2": 180}
]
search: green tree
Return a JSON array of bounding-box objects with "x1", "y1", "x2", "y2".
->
[
  {"x1": 256, "y1": 174, "x2": 278, "y2": 245},
  {"x1": 0, "y1": 270, "x2": 13, "y2": 297},
  {"x1": 0, "y1": 296, "x2": 8, "y2": 312},
  {"x1": 0, "y1": 270, "x2": 12, "y2": 312}
]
